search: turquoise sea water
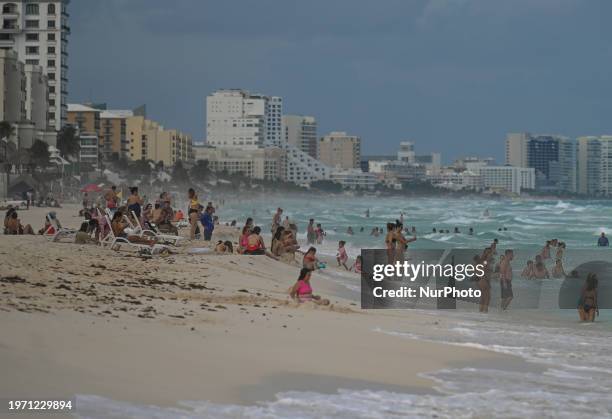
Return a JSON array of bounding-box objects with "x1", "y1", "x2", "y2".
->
[{"x1": 74, "y1": 196, "x2": 612, "y2": 418}]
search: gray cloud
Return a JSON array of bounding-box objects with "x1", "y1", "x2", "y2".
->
[{"x1": 68, "y1": 0, "x2": 612, "y2": 161}]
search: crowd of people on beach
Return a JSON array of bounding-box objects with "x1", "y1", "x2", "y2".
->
[{"x1": 2, "y1": 190, "x2": 606, "y2": 319}]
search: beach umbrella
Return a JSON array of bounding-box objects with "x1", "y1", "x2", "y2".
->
[{"x1": 80, "y1": 183, "x2": 102, "y2": 193}]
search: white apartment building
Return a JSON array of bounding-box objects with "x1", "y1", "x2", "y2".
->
[
  {"x1": 319, "y1": 131, "x2": 361, "y2": 169},
  {"x1": 282, "y1": 114, "x2": 317, "y2": 158},
  {"x1": 330, "y1": 169, "x2": 379, "y2": 190},
  {"x1": 206, "y1": 89, "x2": 282, "y2": 149},
  {"x1": 505, "y1": 133, "x2": 529, "y2": 167},
  {"x1": 577, "y1": 136, "x2": 612, "y2": 196},
  {"x1": 479, "y1": 166, "x2": 535, "y2": 195},
  {"x1": 0, "y1": 0, "x2": 70, "y2": 130},
  {"x1": 397, "y1": 141, "x2": 415, "y2": 163},
  {"x1": 430, "y1": 169, "x2": 483, "y2": 191},
  {"x1": 284, "y1": 146, "x2": 331, "y2": 185}
]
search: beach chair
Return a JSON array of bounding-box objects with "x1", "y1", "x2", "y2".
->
[
  {"x1": 100, "y1": 215, "x2": 169, "y2": 255},
  {"x1": 44, "y1": 213, "x2": 77, "y2": 242},
  {"x1": 128, "y1": 210, "x2": 184, "y2": 246}
]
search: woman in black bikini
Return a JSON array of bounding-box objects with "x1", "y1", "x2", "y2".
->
[{"x1": 578, "y1": 273, "x2": 599, "y2": 322}]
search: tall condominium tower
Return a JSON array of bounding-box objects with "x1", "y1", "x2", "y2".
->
[
  {"x1": 0, "y1": 0, "x2": 70, "y2": 130},
  {"x1": 319, "y1": 131, "x2": 361, "y2": 170},
  {"x1": 282, "y1": 114, "x2": 317, "y2": 159},
  {"x1": 505, "y1": 132, "x2": 575, "y2": 193},
  {"x1": 206, "y1": 89, "x2": 283, "y2": 149},
  {"x1": 577, "y1": 136, "x2": 612, "y2": 196}
]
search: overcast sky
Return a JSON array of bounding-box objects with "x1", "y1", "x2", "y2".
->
[{"x1": 68, "y1": 0, "x2": 612, "y2": 161}]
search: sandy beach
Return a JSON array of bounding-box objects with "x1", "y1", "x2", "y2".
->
[{"x1": 0, "y1": 203, "x2": 528, "y2": 414}]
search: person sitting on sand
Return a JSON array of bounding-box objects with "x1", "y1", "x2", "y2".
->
[
  {"x1": 244, "y1": 226, "x2": 266, "y2": 255},
  {"x1": 75, "y1": 222, "x2": 97, "y2": 244},
  {"x1": 237, "y1": 225, "x2": 252, "y2": 254},
  {"x1": 337, "y1": 240, "x2": 349, "y2": 270},
  {"x1": 578, "y1": 273, "x2": 599, "y2": 322},
  {"x1": 5, "y1": 210, "x2": 34, "y2": 235},
  {"x1": 351, "y1": 255, "x2": 362, "y2": 273},
  {"x1": 280, "y1": 229, "x2": 300, "y2": 259},
  {"x1": 302, "y1": 247, "x2": 319, "y2": 271},
  {"x1": 214, "y1": 240, "x2": 233, "y2": 254},
  {"x1": 521, "y1": 260, "x2": 535, "y2": 279},
  {"x1": 290, "y1": 268, "x2": 330, "y2": 305},
  {"x1": 111, "y1": 211, "x2": 156, "y2": 246}
]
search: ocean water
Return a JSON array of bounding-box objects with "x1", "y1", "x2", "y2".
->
[
  {"x1": 74, "y1": 196, "x2": 612, "y2": 418},
  {"x1": 217, "y1": 195, "x2": 612, "y2": 257}
]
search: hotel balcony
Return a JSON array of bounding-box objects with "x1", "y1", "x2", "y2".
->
[{"x1": 0, "y1": 22, "x2": 20, "y2": 33}]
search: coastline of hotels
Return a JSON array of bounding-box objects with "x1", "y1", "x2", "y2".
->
[{"x1": 0, "y1": 1, "x2": 610, "y2": 198}]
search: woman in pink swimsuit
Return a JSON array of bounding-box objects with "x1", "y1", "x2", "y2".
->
[{"x1": 290, "y1": 268, "x2": 329, "y2": 305}]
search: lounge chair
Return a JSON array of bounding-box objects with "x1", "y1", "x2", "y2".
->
[
  {"x1": 100, "y1": 215, "x2": 169, "y2": 255},
  {"x1": 127, "y1": 210, "x2": 184, "y2": 246},
  {"x1": 43, "y1": 212, "x2": 77, "y2": 242}
]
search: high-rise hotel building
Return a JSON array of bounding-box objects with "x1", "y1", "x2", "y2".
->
[
  {"x1": 0, "y1": 0, "x2": 70, "y2": 130},
  {"x1": 206, "y1": 89, "x2": 283, "y2": 149}
]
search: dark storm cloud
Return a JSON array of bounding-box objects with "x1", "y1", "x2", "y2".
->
[{"x1": 68, "y1": 0, "x2": 612, "y2": 161}]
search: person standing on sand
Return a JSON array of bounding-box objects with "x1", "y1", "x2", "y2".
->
[
  {"x1": 105, "y1": 185, "x2": 119, "y2": 215},
  {"x1": 272, "y1": 208, "x2": 283, "y2": 234},
  {"x1": 307, "y1": 219, "x2": 316, "y2": 244},
  {"x1": 200, "y1": 206, "x2": 215, "y2": 241},
  {"x1": 127, "y1": 187, "x2": 144, "y2": 219},
  {"x1": 187, "y1": 188, "x2": 201, "y2": 240},
  {"x1": 500, "y1": 249, "x2": 514, "y2": 310}
]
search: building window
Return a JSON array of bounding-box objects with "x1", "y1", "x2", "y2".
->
[
  {"x1": 48, "y1": 46, "x2": 55, "y2": 54},
  {"x1": 48, "y1": 20, "x2": 56, "y2": 28},
  {"x1": 48, "y1": 60, "x2": 55, "y2": 68},
  {"x1": 48, "y1": 3, "x2": 56, "y2": 14},
  {"x1": 25, "y1": 4, "x2": 39, "y2": 14},
  {"x1": 26, "y1": 46, "x2": 39, "y2": 54},
  {"x1": 25, "y1": 59, "x2": 39, "y2": 65},
  {"x1": 49, "y1": 86, "x2": 55, "y2": 93},
  {"x1": 26, "y1": 33, "x2": 39, "y2": 41},
  {"x1": 49, "y1": 112, "x2": 55, "y2": 120},
  {"x1": 25, "y1": 20, "x2": 39, "y2": 28},
  {"x1": 48, "y1": 72, "x2": 55, "y2": 80},
  {"x1": 48, "y1": 33, "x2": 56, "y2": 41}
]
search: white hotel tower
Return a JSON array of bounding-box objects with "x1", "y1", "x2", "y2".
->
[
  {"x1": 206, "y1": 89, "x2": 282, "y2": 149},
  {"x1": 0, "y1": 0, "x2": 70, "y2": 130},
  {"x1": 205, "y1": 89, "x2": 330, "y2": 185}
]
